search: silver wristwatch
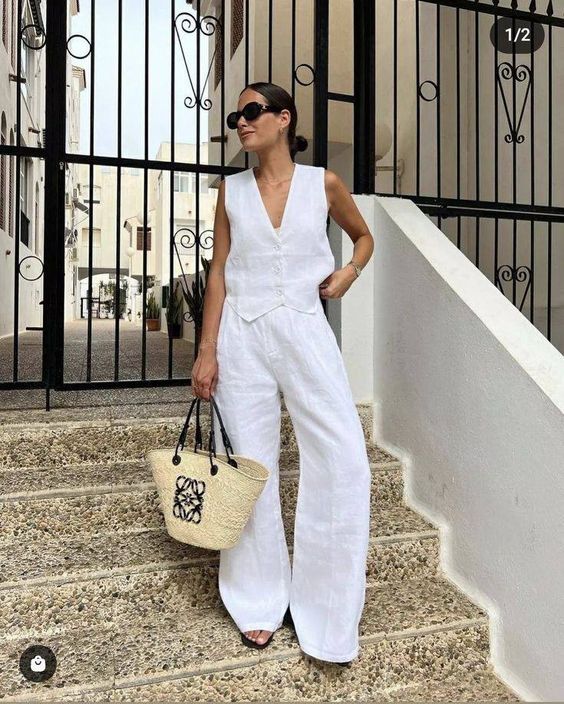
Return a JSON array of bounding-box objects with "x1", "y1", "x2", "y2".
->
[{"x1": 348, "y1": 260, "x2": 362, "y2": 278}]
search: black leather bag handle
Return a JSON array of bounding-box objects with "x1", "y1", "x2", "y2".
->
[{"x1": 172, "y1": 394, "x2": 237, "y2": 475}]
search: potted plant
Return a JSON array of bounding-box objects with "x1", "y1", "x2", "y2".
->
[
  {"x1": 120, "y1": 280, "x2": 129, "y2": 318},
  {"x1": 146, "y1": 290, "x2": 161, "y2": 331},
  {"x1": 166, "y1": 281, "x2": 183, "y2": 339},
  {"x1": 180, "y1": 254, "x2": 211, "y2": 351}
]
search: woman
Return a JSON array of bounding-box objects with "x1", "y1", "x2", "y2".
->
[{"x1": 191, "y1": 82, "x2": 374, "y2": 666}]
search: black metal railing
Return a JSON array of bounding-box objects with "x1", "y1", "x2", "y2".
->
[
  {"x1": 1, "y1": 0, "x2": 561, "y2": 410},
  {"x1": 354, "y1": 0, "x2": 563, "y2": 346}
]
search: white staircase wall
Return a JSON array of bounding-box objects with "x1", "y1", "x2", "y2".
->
[{"x1": 339, "y1": 194, "x2": 564, "y2": 702}]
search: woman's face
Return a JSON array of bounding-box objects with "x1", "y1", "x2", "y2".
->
[{"x1": 235, "y1": 89, "x2": 291, "y2": 153}]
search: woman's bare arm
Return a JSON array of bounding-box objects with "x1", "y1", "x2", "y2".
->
[
  {"x1": 198, "y1": 177, "x2": 230, "y2": 354},
  {"x1": 325, "y1": 168, "x2": 374, "y2": 273}
]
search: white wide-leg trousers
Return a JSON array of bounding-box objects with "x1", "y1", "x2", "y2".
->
[{"x1": 212, "y1": 297, "x2": 371, "y2": 663}]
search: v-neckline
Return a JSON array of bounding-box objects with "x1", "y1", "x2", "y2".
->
[{"x1": 250, "y1": 162, "x2": 299, "y2": 236}]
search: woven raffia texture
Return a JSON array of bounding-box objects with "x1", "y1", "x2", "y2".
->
[{"x1": 147, "y1": 449, "x2": 270, "y2": 550}]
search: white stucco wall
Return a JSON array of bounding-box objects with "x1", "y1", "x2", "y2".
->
[{"x1": 340, "y1": 194, "x2": 564, "y2": 702}]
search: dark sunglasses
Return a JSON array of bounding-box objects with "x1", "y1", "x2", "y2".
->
[{"x1": 226, "y1": 101, "x2": 281, "y2": 130}]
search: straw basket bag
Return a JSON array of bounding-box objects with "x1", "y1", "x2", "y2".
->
[{"x1": 147, "y1": 393, "x2": 270, "y2": 550}]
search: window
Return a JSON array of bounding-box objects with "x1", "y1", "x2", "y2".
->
[
  {"x1": 21, "y1": 27, "x2": 28, "y2": 100},
  {"x1": 19, "y1": 157, "x2": 29, "y2": 245},
  {"x1": 172, "y1": 172, "x2": 209, "y2": 194},
  {"x1": 82, "y1": 228, "x2": 101, "y2": 248},
  {"x1": 136, "y1": 226, "x2": 151, "y2": 251},
  {"x1": 174, "y1": 173, "x2": 191, "y2": 192},
  {"x1": 84, "y1": 183, "x2": 101, "y2": 203},
  {"x1": 20, "y1": 157, "x2": 27, "y2": 217}
]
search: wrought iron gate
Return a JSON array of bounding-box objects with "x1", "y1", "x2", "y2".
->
[
  {"x1": 355, "y1": 0, "x2": 564, "y2": 347},
  {"x1": 1, "y1": 0, "x2": 561, "y2": 411},
  {"x1": 0, "y1": 0, "x2": 333, "y2": 408}
]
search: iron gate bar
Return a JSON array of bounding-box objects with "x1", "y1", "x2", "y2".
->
[
  {"x1": 12, "y1": 0, "x2": 22, "y2": 383},
  {"x1": 395, "y1": 0, "x2": 398, "y2": 197},
  {"x1": 418, "y1": 207, "x2": 564, "y2": 224},
  {"x1": 194, "y1": 0, "x2": 201, "y2": 361},
  {"x1": 419, "y1": 0, "x2": 563, "y2": 27},
  {"x1": 141, "y1": 0, "x2": 149, "y2": 380},
  {"x1": 0, "y1": 145, "x2": 44, "y2": 158},
  {"x1": 529, "y1": 7, "x2": 536, "y2": 324},
  {"x1": 244, "y1": 0, "x2": 249, "y2": 171},
  {"x1": 327, "y1": 92, "x2": 354, "y2": 103},
  {"x1": 61, "y1": 155, "x2": 243, "y2": 175},
  {"x1": 114, "y1": 0, "x2": 124, "y2": 382},
  {"x1": 405, "y1": 197, "x2": 564, "y2": 220},
  {"x1": 168, "y1": 0, "x2": 176, "y2": 380},
  {"x1": 54, "y1": 379, "x2": 196, "y2": 391},
  {"x1": 315, "y1": 0, "x2": 329, "y2": 319},
  {"x1": 547, "y1": 15, "x2": 553, "y2": 340},
  {"x1": 84, "y1": 0, "x2": 95, "y2": 383},
  {"x1": 314, "y1": 0, "x2": 328, "y2": 170},
  {"x1": 43, "y1": 0, "x2": 67, "y2": 401},
  {"x1": 353, "y1": 0, "x2": 375, "y2": 195}
]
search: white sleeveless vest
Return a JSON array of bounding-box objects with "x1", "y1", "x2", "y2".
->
[{"x1": 223, "y1": 162, "x2": 335, "y2": 322}]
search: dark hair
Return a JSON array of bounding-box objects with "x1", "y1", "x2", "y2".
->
[{"x1": 240, "y1": 81, "x2": 308, "y2": 160}]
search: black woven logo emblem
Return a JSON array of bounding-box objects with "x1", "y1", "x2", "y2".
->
[{"x1": 173, "y1": 475, "x2": 205, "y2": 523}]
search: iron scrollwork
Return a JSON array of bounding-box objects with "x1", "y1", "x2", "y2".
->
[
  {"x1": 495, "y1": 264, "x2": 532, "y2": 312},
  {"x1": 174, "y1": 12, "x2": 221, "y2": 111},
  {"x1": 497, "y1": 62, "x2": 532, "y2": 144},
  {"x1": 172, "y1": 226, "x2": 214, "y2": 325}
]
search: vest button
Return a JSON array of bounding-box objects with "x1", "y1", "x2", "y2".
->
[
  {"x1": 276, "y1": 289, "x2": 282, "y2": 296},
  {"x1": 274, "y1": 266, "x2": 281, "y2": 273},
  {"x1": 274, "y1": 243, "x2": 281, "y2": 250}
]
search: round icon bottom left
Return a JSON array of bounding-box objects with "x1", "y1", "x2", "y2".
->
[{"x1": 19, "y1": 645, "x2": 57, "y2": 682}]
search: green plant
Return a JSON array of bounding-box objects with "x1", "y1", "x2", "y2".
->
[
  {"x1": 146, "y1": 291, "x2": 160, "y2": 319},
  {"x1": 166, "y1": 280, "x2": 183, "y2": 325},
  {"x1": 180, "y1": 255, "x2": 211, "y2": 335}
]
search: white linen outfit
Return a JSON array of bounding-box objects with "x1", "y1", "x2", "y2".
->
[{"x1": 212, "y1": 162, "x2": 371, "y2": 663}]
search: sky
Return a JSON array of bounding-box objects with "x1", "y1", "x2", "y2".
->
[{"x1": 70, "y1": 0, "x2": 210, "y2": 160}]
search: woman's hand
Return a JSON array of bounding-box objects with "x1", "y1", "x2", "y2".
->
[
  {"x1": 319, "y1": 265, "x2": 357, "y2": 300},
  {"x1": 191, "y1": 347, "x2": 219, "y2": 401}
]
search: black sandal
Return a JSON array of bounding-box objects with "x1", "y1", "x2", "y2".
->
[{"x1": 240, "y1": 606, "x2": 292, "y2": 649}]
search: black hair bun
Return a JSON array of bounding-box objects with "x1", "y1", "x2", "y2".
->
[{"x1": 294, "y1": 135, "x2": 308, "y2": 153}]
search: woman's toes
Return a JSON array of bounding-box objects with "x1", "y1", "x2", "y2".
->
[{"x1": 255, "y1": 630, "x2": 272, "y2": 644}]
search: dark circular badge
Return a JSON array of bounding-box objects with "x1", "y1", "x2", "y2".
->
[{"x1": 19, "y1": 645, "x2": 57, "y2": 682}]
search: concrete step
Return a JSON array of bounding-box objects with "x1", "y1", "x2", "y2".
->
[
  {"x1": 1, "y1": 529, "x2": 441, "y2": 639},
  {"x1": 0, "y1": 464, "x2": 412, "y2": 543},
  {"x1": 0, "y1": 404, "x2": 520, "y2": 701},
  {"x1": 0, "y1": 399, "x2": 374, "y2": 431},
  {"x1": 47, "y1": 651, "x2": 519, "y2": 702},
  {"x1": 0, "y1": 405, "x2": 397, "y2": 472},
  {"x1": 0, "y1": 451, "x2": 400, "y2": 501},
  {"x1": 382, "y1": 667, "x2": 520, "y2": 701},
  {"x1": 0, "y1": 576, "x2": 495, "y2": 701},
  {"x1": 0, "y1": 501, "x2": 439, "y2": 590}
]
